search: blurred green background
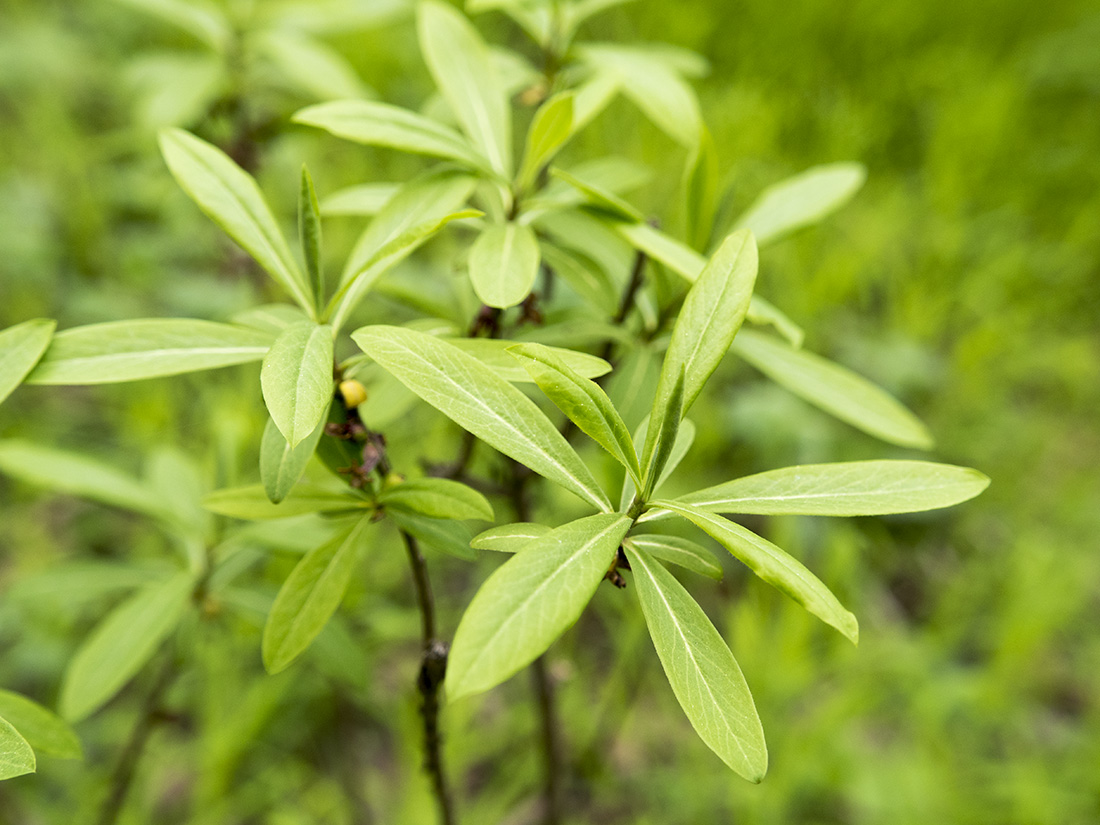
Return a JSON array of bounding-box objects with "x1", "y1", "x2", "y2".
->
[{"x1": 1, "y1": 0, "x2": 1098, "y2": 822}]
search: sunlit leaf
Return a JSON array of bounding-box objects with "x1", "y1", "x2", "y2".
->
[
  {"x1": 0, "y1": 319, "x2": 54, "y2": 406},
  {"x1": 468, "y1": 222, "x2": 540, "y2": 309},
  {"x1": 0, "y1": 717, "x2": 35, "y2": 780},
  {"x1": 623, "y1": 535, "x2": 722, "y2": 580},
  {"x1": 379, "y1": 478, "x2": 494, "y2": 521},
  {"x1": 203, "y1": 484, "x2": 370, "y2": 520},
  {"x1": 470, "y1": 522, "x2": 551, "y2": 553},
  {"x1": 260, "y1": 321, "x2": 334, "y2": 448},
  {"x1": 0, "y1": 691, "x2": 81, "y2": 760},
  {"x1": 260, "y1": 413, "x2": 328, "y2": 504},
  {"x1": 734, "y1": 162, "x2": 867, "y2": 245},
  {"x1": 450, "y1": 338, "x2": 610, "y2": 382}
]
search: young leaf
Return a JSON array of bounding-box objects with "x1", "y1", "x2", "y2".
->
[
  {"x1": 418, "y1": 0, "x2": 513, "y2": 175},
  {"x1": 0, "y1": 717, "x2": 35, "y2": 780},
  {"x1": 447, "y1": 513, "x2": 631, "y2": 700},
  {"x1": 352, "y1": 326, "x2": 611, "y2": 511},
  {"x1": 389, "y1": 511, "x2": 477, "y2": 561},
  {"x1": 468, "y1": 222, "x2": 541, "y2": 309},
  {"x1": 518, "y1": 92, "x2": 574, "y2": 191},
  {"x1": 620, "y1": 418, "x2": 696, "y2": 508},
  {"x1": 293, "y1": 101, "x2": 492, "y2": 174},
  {"x1": 203, "y1": 484, "x2": 370, "y2": 520},
  {"x1": 642, "y1": 368, "x2": 685, "y2": 500},
  {"x1": 668, "y1": 460, "x2": 990, "y2": 517},
  {"x1": 655, "y1": 500, "x2": 858, "y2": 643},
  {"x1": 624, "y1": 535, "x2": 722, "y2": 580},
  {"x1": 299, "y1": 166, "x2": 324, "y2": 313},
  {"x1": 450, "y1": 338, "x2": 610, "y2": 382},
  {"x1": 732, "y1": 329, "x2": 933, "y2": 449},
  {"x1": 60, "y1": 571, "x2": 195, "y2": 721},
  {"x1": 508, "y1": 342, "x2": 641, "y2": 484},
  {"x1": 733, "y1": 162, "x2": 867, "y2": 246},
  {"x1": 262, "y1": 516, "x2": 373, "y2": 674},
  {"x1": 624, "y1": 544, "x2": 766, "y2": 781},
  {"x1": 159, "y1": 129, "x2": 313, "y2": 313},
  {"x1": 0, "y1": 319, "x2": 54, "y2": 406},
  {"x1": 471, "y1": 522, "x2": 551, "y2": 553},
  {"x1": 260, "y1": 321, "x2": 335, "y2": 448},
  {"x1": 379, "y1": 478, "x2": 494, "y2": 522},
  {"x1": 26, "y1": 319, "x2": 272, "y2": 385},
  {"x1": 0, "y1": 691, "x2": 81, "y2": 760},
  {"x1": 260, "y1": 413, "x2": 328, "y2": 505}
]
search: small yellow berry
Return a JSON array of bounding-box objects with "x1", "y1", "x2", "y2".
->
[{"x1": 339, "y1": 379, "x2": 368, "y2": 408}]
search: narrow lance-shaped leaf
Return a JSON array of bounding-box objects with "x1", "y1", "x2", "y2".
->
[
  {"x1": 299, "y1": 166, "x2": 324, "y2": 313},
  {"x1": 26, "y1": 320, "x2": 273, "y2": 385},
  {"x1": 353, "y1": 326, "x2": 611, "y2": 511},
  {"x1": 260, "y1": 412, "x2": 328, "y2": 504},
  {"x1": 626, "y1": 545, "x2": 766, "y2": 781},
  {"x1": 389, "y1": 511, "x2": 476, "y2": 562},
  {"x1": 0, "y1": 718, "x2": 35, "y2": 780},
  {"x1": 667, "y1": 460, "x2": 990, "y2": 517},
  {"x1": 203, "y1": 484, "x2": 370, "y2": 520},
  {"x1": 60, "y1": 570, "x2": 196, "y2": 721},
  {"x1": 452, "y1": 338, "x2": 610, "y2": 382},
  {"x1": 642, "y1": 368, "x2": 685, "y2": 499},
  {"x1": 447, "y1": 514, "x2": 631, "y2": 700},
  {"x1": 379, "y1": 478, "x2": 494, "y2": 522},
  {"x1": 518, "y1": 92, "x2": 574, "y2": 192},
  {"x1": 624, "y1": 535, "x2": 722, "y2": 580},
  {"x1": 320, "y1": 182, "x2": 399, "y2": 217},
  {"x1": 732, "y1": 329, "x2": 933, "y2": 449},
  {"x1": 0, "y1": 319, "x2": 54, "y2": 406},
  {"x1": 620, "y1": 418, "x2": 696, "y2": 509},
  {"x1": 508, "y1": 342, "x2": 641, "y2": 485},
  {"x1": 471, "y1": 522, "x2": 551, "y2": 553},
  {"x1": 261, "y1": 321, "x2": 334, "y2": 448},
  {"x1": 418, "y1": 0, "x2": 513, "y2": 175},
  {"x1": 159, "y1": 129, "x2": 313, "y2": 313},
  {"x1": 655, "y1": 500, "x2": 858, "y2": 643},
  {"x1": 262, "y1": 516, "x2": 374, "y2": 674},
  {"x1": 551, "y1": 167, "x2": 644, "y2": 222},
  {"x1": 0, "y1": 691, "x2": 81, "y2": 760},
  {"x1": 469, "y1": 222, "x2": 540, "y2": 309}
]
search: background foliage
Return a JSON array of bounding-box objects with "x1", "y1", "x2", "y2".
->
[{"x1": 1, "y1": 0, "x2": 1098, "y2": 822}]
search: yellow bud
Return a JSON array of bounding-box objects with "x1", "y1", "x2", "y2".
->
[{"x1": 339, "y1": 379, "x2": 368, "y2": 408}]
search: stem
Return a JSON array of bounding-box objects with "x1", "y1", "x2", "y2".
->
[{"x1": 531, "y1": 656, "x2": 563, "y2": 825}]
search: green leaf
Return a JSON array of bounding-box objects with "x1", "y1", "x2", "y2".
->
[
  {"x1": 0, "y1": 691, "x2": 81, "y2": 760},
  {"x1": 538, "y1": 242, "x2": 618, "y2": 311},
  {"x1": 261, "y1": 321, "x2": 335, "y2": 448},
  {"x1": 109, "y1": 0, "x2": 229, "y2": 51},
  {"x1": 641, "y1": 230, "x2": 757, "y2": 470},
  {"x1": 731, "y1": 329, "x2": 934, "y2": 449},
  {"x1": 293, "y1": 101, "x2": 491, "y2": 173},
  {"x1": 683, "y1": 128, "x2": 718, "y2": 251},
  {"x1": 256, "y1": 30, "x2": 371, "y2": 102},
  {"x1": 508, "y1": 342, "x2": 641, "y2": 484},
  {"x1": 299, "y1": 166, "x2": 324, "y2": 313},
  {"x1": 655, "y1": 500, "x2": 858, "y2": 643},
  {"x1": 231, "y1": 304, "x2": 309, "y2": 335},
  {"x1": 159, "y1": 129, "x2": 313, "y2": 313},
  {"x1": 744, "y1": 295, "x2": 804, "y2": 349},
  {"x1": 550, "y1": 167, "x2": 644, "y2": 222},
  {"x1": 469, "y1": 222, "x2": 541, "y2": 309},
  {"x1": 0, "y1": 319, "x2": 54, "y2": 406},
  {"x1": 389, "y1": 511, "x2": 477, "y2": 561},
  {"x1": 642, "y1": 368, "x2": 685, "y2": 499},
  {"x1": 668, "y1": 460, "x2": 989, "y2": 517},
  {"x1": 203, "y1": 484, "x2": 370, "y2": 520},
  {"x1": 379, "y1": 478, "x2": 494, "y2": 521},
  {"x1": 620, "y1": 417, "x2": 695, "y2": 508},
  {"x1": 418, "y1": 0, "x2": 512, "y2": 175},
  {"x1": 450, "y1": 338, "x2": 610, "y2": 382},
  {"x1": 262, "y1": 517, "x2": 373, "y2": 674},
  {"x1": 734, "y1": 162, "x2": 867, "y2": 246},
  {"x1": 447, "y1": 513, "x2": 631, "y2": 700},
  {"x1": 320, "y1": 183, "x2": 399, "y2": 217},
  {"x1": 623, "y1": 535, "x2": 722, "y2": 580},
  {"x1": 60, "y1": 571, "x2": 195, "y2": 721},
  {"x1": 624, "y1": 544, "x2": 766, "y2": 781},
  {"x1": 0, "y1": 440, "x2": 172, "y2": 521},
  {"x1": 26, "y1": 319, "x2": 272, "y2": 385},
  {"x1": 352, "y1": 326, "x2": 611, "y2": 511},
  {"x1": 470, "y1": 522, "x2": 551, "y2": 553},
  {"x1": 0, "y1": 717, "x2": 35, "y2": 780},
  {"x1": 260, "y1": 413, "x2": 328, "y2": 504},
  {"x1": 518, "y1": 92, "x2": 574, "y2": 191}
]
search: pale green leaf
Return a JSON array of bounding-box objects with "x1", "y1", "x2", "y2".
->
[
  {"x1": 447, "y1": 513, "x2": 631, "y2": 700},
  {"x1": 110, "y1": 0, "x2": 229, "y2": 51},
  {"x1": 683, "y1": 128, "x2": 718, "y2": 251},
  {"x1": 256, "y1": 30, "x2": 371, "y2": 101},
  {"x1": 642, "y1": 368, "x2": 685, "y2": 499},
  {"x1": 262, "y1": 516, "x2": 373, "y2": 673},
  {"x1": 0, "y1": 718, "x2": 35, "y2": 780},
  {"x1": 60, "y1": 571, "x2": 195, "y2": 721},
  {"x1": 469, "y1": 222, "x2": 540, "y2": 309},
  {"x1": 550, "y1": 167, "x2": 644, "y2": 222},
  {"x1": 203, "y1": 484, "x2": 370, "y2": 520},
  {"x1": 449, "y1": 338, "x2": 610, "y2": 382},
  {"x1": 299, "y1": 166, "x2": 324, "y2": 312},
  {"x1": 0, "y1": 319, "x2": 54, "y2": 406},
  {"x1": 352, "y1": 326, "x2": 611, "y2": 511},
  {"x1": 655, "y1": 500, "x2": 858, "y2": 643},
  {"x1": 518, "y1": 92, "x2": 574, "y2": 191},
  {"x1": 379, "y1": 478, "x2": 494, "y2": 521},
  {"x1": 624, "y1": 535, "x2": 721, "y2": 580},
  {"x1": 744, "y1": 295, "x2": 804, "y2": 348},
  {"x1": 389, "y1": 511, "x2": 477, "y2": 561},
  {"x1": 260, "y1": 413, "x2": 328, "y2": 504},
  {"x1": 261, "y1": 321, "x2": 334, "y2": 447},
  {"x1": 734, "y1": 163, "x2": 867, "y2": 246},
  {"x1": 159, "y1": 129, "x2": 313, "y2": 312},
  {"x1": 320, "y1": 183, "x2": 398, "y2": 217},
  {"x1": 26, "y1": 319, "x2": 272, "y2": 385},
  {"x1": 230, "y1": 304, "x2": 309, "y2": 335},
  {"x1": 0, "y1": 691, "x2": 81, "y2": 760},
  {"x1": 470, "y1": 522, "x2": 551, "y2": 552},
  {"x1": 624, "y1": 545, "x2": 765, "y2": 780},
  {"x1": 537, "y1": 242, "x2": 617, "y2": 311},
  {"x1": 620, "y1": 417, "x2": 695, "y2": 508},
  {"x1": 732, "y1": 329, "x2": 934, "y2": 449}
]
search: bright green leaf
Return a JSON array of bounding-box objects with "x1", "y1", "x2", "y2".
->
[
  {"x1": 389, "y1": 511, "x2": 477, "y2": 561},
  {"x1": 0, "y1": 319, "x2": 54, "y2": 406},
  {"x1": 624, "y1": 535, "x2": 722, "y2": 580},
  {"x1": 299, "y1": 166, "x2": 324, "y2": 313},
  {"x1": 203, "y1": 484, "x2": 370, "y2": 520},
  {"x1": 0, "y1": 691, "x2": 81, "y2": 760},
  {"x1": 550, "y1": 167, "x2": 644, "y2": 222},
  {"x1": 260, "y1": 413, "x2": 328, "y2": 504},
  {"x1": 518, "y1": 92, "x2": 574, "y2": 191},
  {"x1": 469, "y1": 222, "x2": 540, "y2": 309},
  {"x1": 261, "y1": 321, "x2": 335, "y2": 448},
  {"x1": 109, "y1": 0, "x2": 229, "y2": 51},
  {"x1": 621, "y1": 417, "x2": 695, "y2": 508},
  {"x1": 0, "y1": 717, "x2": 35, "y2": 780},
  {"x1": 470, "y1": 522, "x2": 551, "y2": 552},
  {"x1": 320, "y1": 183, "x2": 399, "y2": 217},
  {"x1": 379, "y1": 478, "x2": 494, "y2": 521},
  {"x1": 450, "y1": 338, "x2": 610, "y2": 382}
]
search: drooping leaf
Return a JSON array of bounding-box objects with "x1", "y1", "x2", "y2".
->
[
  {"x1": 468, "y1": 222, "x2": 540, "y2": 309},
  {"x1": 379, "y1": 478, "x2": 494, "y2": 522},
  {"x1": 320, "y1": 183, "x2": 399, "y2": 217},
  {"x1": 623, "y1": 535, "x2": 722, "y2": 580},
  {"x1": 260, "y1": 321, "x2": 335, "y2": 448},
  {"x1": 0, "y1": 319, "x2": 54, "y2": 406},
  {"x1": 389, "y1": 511, "x2": 477, "y2": 561},
  {"x1": 470, "y1": 522, "x2": 551, "y2": 553},
  {"x1": 352, "y1": 326, "x2": 611, "y2": 511},
  {"x1": 518, "y1": 92, "x2": 574, "y2": 191},
  {"x1": 59, "y1": 571, "x2": 195, "y2": 721},
  {"x1": 732, "y1": 329, "x2": 934, "y2": 449},
  {"x1": 159, "y1": 129, "x2": 313, "y2": 312},
  {"x1": 733, "y1": 162, "x2": 867, "y2": 246},
  {"x1": 508, "y1": 342, "x2": 641, "y2": 484},
  {"x1": 260, "y1": 413, "x2": 328, "y2": 504},
  {"x1": 655, "y1": 500, "x2": 858, "y2": 643},
  {"x1": 0, "y1": 691, "x2": 81, "y2": 759},
  {"x1": 668, "y1": 460, "x2": 989, "y2": 517},
  {"x1": 0, "y1": 717, "x2": 35, "y2": 780},
  {"x1": 26, "y1": 319, "x2": 272, "y2": 385},
  {"x1": 203, "y1": 484, "x2": 370, "y2": 520},
  {"x1": 418, "y1": 0, "x2": 513, "y2": 175},
  {"x1": 624, "y1": 545, "x2": 766, "y2": 780},
  {"x1": 450, "y1": 338, "x2": 610, "y2": 382},
  {"x1": 447, "y1": 513, "x2": 631, "y2": 700},
  {"x1": 299, "y1": 166, "x2": 324, "y2": 313},
  {"x1": 262, "y1": 516, "x2": 373, "y2": 674}
]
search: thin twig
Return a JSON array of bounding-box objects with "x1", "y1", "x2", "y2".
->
[{"x1": 531, "y1": 656, "x2": 563, "y2": 825}]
